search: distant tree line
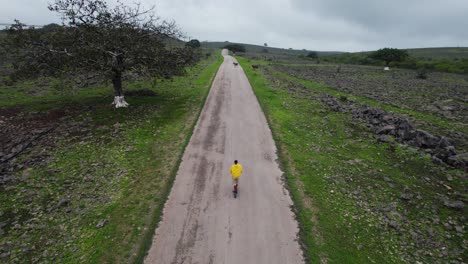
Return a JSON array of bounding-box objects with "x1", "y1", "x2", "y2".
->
[
  {"x1": 223, "y1": 44, "x2": 246, "y2": 53},
  {"x1": 320, "y1": 48, "x2": 468, "y2": 74}
]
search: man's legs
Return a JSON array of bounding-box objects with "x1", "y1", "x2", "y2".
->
[{"x1": 232, "y1": 178, "x2": 239, "y2": 192}]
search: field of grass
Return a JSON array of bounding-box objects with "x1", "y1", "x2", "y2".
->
[
  {"x1": 0, "y1": 51, "x2": 223, "y2": 263},
  {"x1": 237, "y1": 56, "x2": 466, "y2": 263}
]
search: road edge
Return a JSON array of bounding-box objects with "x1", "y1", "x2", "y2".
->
[
  {"x1": 133, "y1": 51, "x2": 225, "y2": 264},
  {"x1": 236, "y1": 56, "x2": 310, "y2": 263}
]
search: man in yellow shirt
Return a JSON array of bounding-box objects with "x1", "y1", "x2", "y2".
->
[{"x1": 230, "y1": 160, "x2": 243, "y2": 197}]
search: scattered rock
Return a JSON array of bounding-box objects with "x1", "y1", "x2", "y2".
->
[
  {"x1": 57, "y1": 199, "x2": 69, "y2": 208},
  {"x1": 448, "y1": 201, "x2": 464, "y2": 210},
  {"x1": 21, "y1": 169, "x2": 32, "y2": 180},
  {"x1": 400, "y1": 193, "x2": 414, "y2": 201},
  {"x1": 0, "y1": 252, "x2": 10, "y2": 260},
  {"x1": 125, "y1": 146, "x2": 133, "y2": 152},
  {"x1": 346, "y1": 159, "x2": 362, "y2": 165},
  {"x1": 443, "y1": 223, "x2": 452, "y2": 230},
  {"x1": 377, "y1": 134, "x2": 393, "y2": 143},
  {"x1": 447, "y1": 153, "x2": 468, "y2": 170},
  {"x1": 377, "y1": 125, "x2": 396, "y2": 135},
  {"x1": 388, "y1": 220, "x2": 399, "y2": 229},
  {"x1": 96, "y1": 219, "x2": 108, "y2": 229}
]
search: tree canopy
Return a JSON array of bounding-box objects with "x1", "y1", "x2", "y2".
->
[
  {"x1": 186, "y1": 39, "x2": 201, "y2": 48},
  {"x1": 223, "y1": 44, "x2": 246, "y2": 53},
  {"x1": 307, "y1": 51, "x2": 318, "y2": 59},
  {"x1": 3, "y1": 0, "x2": 198, "y2": 107},
  {"x1": 370, "y1": 48, "x2": 409, "y2": 66}
]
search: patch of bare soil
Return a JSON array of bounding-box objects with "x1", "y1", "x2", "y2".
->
[{"x1": 0, "y1": 107, "x2": 89, "y2": 185}]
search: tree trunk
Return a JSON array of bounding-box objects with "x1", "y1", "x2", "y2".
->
[
  {"x1": 111, "y1": 54, "x2": 128, "y2": 108},
  {"x1": 384, "y1": 60, "x2": 390, "y2": 71},
  {"x1": 112, "y1": 70, "x2": 124, "y2": 96}
]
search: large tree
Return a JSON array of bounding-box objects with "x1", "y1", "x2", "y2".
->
[
  {"x1": 223, "y1": 44, "x2": 246, "y2": 53},
  {"x1": 186, "y1": 39, "x2": 201, "y2": 48},
  {"x1": 307, "y1": 51, "x2": 318, "y2": 59},
  {"x1": 370, "y1": 48, "x2": 408, "y2": 70},
  {"x1": 4, "y1": 0, "x2": 197, "y2": 107}
]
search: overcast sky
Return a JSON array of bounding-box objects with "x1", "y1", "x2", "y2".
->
[{"x1": 1, "y1": 0, "x2": 467, "y2": 52}]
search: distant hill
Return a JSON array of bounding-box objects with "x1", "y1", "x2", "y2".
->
[
  {"x1": 351, "y1": 47, "x2": 468, "y2": 59},
  {"x1": 201, "y1": 41, "x2": 343, "y2": 56},
  {"x1": 405, "y1": 47, "x2": 468, "y2": 59},
  {"x1": 201, "y1": 42, "x2": 467, "y2": 59}
]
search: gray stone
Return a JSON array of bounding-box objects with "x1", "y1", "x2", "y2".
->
[
  {"x1": 438, "y1": 136, "x2": 452, "y2": 148},
  {"x1": 447, "y1": 153, "x2": 468, "y2": 169},
  {"x1": 382, "y1": 115, "x2": 393, "y2": 122},
  {"x1": 431, "y1": 156, "x2": 444, "y2": 165},
  {"x1": 21, "y1": 170, "x2": 31, "y2": 180},
  {"x1": 388, "y1": 220, "x2": 399, "y2": 229},
  {"x1": 377, "y1": 135, "x2": 393, "y2": 143},
  {"x1": 57, "y1": 199, "x2": 69, "y2": 208},
  {"x1": 399, "y1": 193, "x2": 414, "y2": 201},
  {"x1": 449, "y1": 201, "x2": 464, "y2": 210},
  {"x1": 414, "y1": 130, "x2": 440, "y2": 148},
  {"x1": 377, "y1": 125, "x2": 396, "y2": 135},
  {"x1": 443, "y1": 223, "x2": 452, "y2": 230},
  {"x1": 96, "y1": 219, "x2": 108, "y2": 229}
]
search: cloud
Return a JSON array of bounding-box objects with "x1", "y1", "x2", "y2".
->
[
  {"x1": 1, "y1": 0, "x2": 467, "y2": 51},
  {"x1": 290, "y1": 0, "x2": 468, "y2": 48}
]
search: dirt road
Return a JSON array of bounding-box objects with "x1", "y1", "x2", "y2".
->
[{"x1": 144, "y1": 50, "x2": 304, "y2": 264}]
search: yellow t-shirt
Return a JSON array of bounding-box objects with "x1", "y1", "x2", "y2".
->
[{"x1": 230, "y1": 164, "x2": 243, "y2": 179}]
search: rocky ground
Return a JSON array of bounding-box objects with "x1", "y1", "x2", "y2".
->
[
  {"x1": 260, "y1": 66, "x2": 467, "y2": 263},
  {"x1": 320, "y1": 94, "x2": 467, "y2": 170},
  {"x1": 0, "y1": 104, "x2": 126, "y2": 262},
  {"x1": 273, "y1": 64, "x2": 468, "y2": 124}
]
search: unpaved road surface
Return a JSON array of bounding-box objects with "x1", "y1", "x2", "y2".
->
[{"x1": 144, "y1": 50, "x2": 304, "y2": 264}]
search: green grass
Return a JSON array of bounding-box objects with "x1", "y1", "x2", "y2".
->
[
  {"x1": 0, "y1": 76, "x2": 113, "y2": 111},
  {"x1": 237, "y1": 56, "x2": 466, "y2": 263},
  {"x1": 0, "y1": 51, "x2": 224, "y2": 263}
]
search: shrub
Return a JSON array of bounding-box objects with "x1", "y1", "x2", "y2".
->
[
  {"x1": 307, "y1": 51, "x2": 318, "y2": 59},
  {"x1": 224, "y1": 44, "x2": 246, "y2": 52},
  {"x1": 416, "y1": 68, "x2": 428, "y2": 79},
  {"x1": 339, "y1": 95, "x2": 348, "y2": 101},
  {"x1": 186, "y1": 39, "x2": 201, "y2": 48}
]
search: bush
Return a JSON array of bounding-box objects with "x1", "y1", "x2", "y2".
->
[
  {"x1": 307, "y1": 51, "x2": 318, "y2": 59},
  {"x1": 416, "y1": 68, "x2": 428, "y2": 79},
  {"x1": 186, "y1": 39, "x2": 201, "y2": 48}
]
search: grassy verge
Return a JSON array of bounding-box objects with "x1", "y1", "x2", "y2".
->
[
  {"x1": 237, "y1": 56, "x2": 466, "y2": 263},
  {"x1": 0, "y1": 51, "x2": 224, "y2": 263}
]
